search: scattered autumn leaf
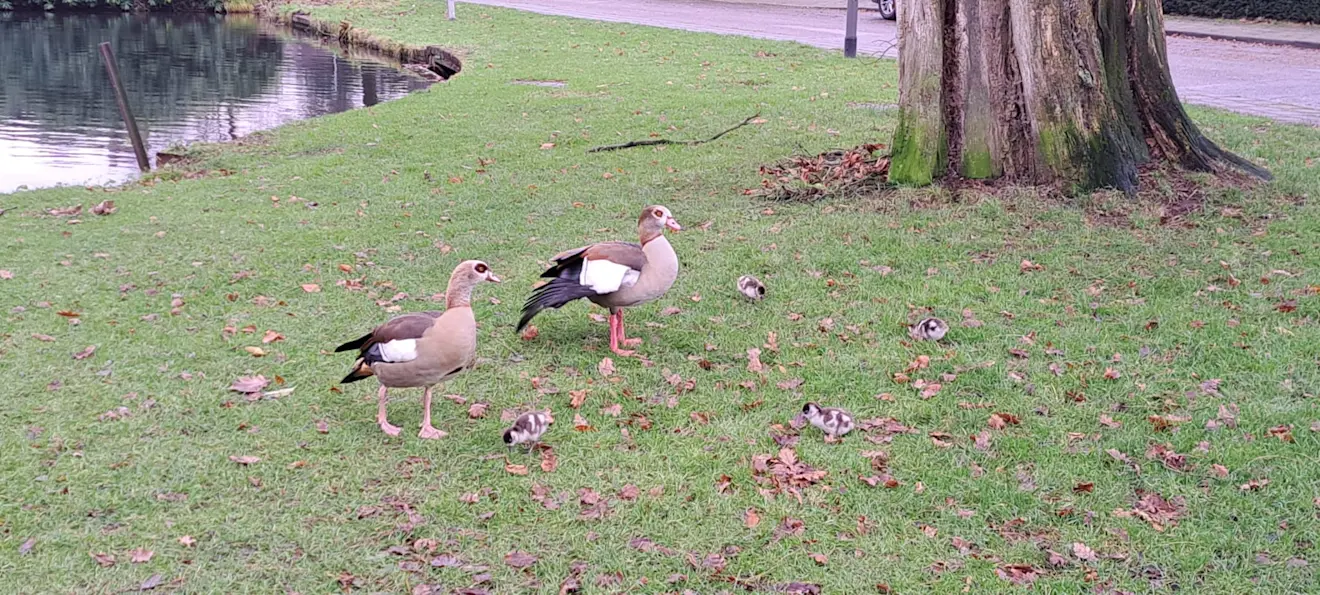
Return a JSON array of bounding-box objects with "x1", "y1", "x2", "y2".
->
[
  {"x1": 178, "y1": 535, "x2": 196, "y2": 547},
  {"x1": 300, "y1": 283, "x2": 320, "y2": 293},
  {"x1": 72, "y1": 345, "x2": 97, "y2": 360},
  {"x1": 996, "y1": 564, "x2": 1039, "y2": 586},
  {"x1": 129, "y1": 548, "x2": 154, "y2": 564},
  {"x1": 1267, "y1": 425, "x2": 1295, "y2": 443},
  {"x1": 1103, "y1": 367, "x2": 1121, "y2": 380},
  {"x1": 569, "y1": 389, "x2": 588, "y2": 409},
  {"x1": 573, "y1": 413, "x2": 594, "y2": 431},
  {"x1": 91, "y1": 200, "x2": 117, "y2": 215},
  {"x1": 0, "y1": 270, "x2": 13, "y2": 280},
  {"x1": 244, "y1": 346, "x2": 267, "y2": 357},
  {"x1": 1240, "y1": 478, "x2": 1270, "y2": 492},
  {"x1": 744, "y1": 508, "x2": 761, "y2": 528},
  {"x1": 540, "y1": 448, "x2": 558, "y2": 473},
  {"x1": 230, "y1": 375, "x2": 269, "y2": 394},
  {"x1": 90, "y1": 552, "x2": 116, "y2": 567},
  {"x1": 505, "y1": 550, "x2": 538, "y2": 569},
  {"x1": 261, "y1": 330, "x2": 285, "y2": 344},
  {"x1": 746, "y1": 348, "x2": 765, "y2": 373},
  {"x1": 505, "y1": 463, "x2": 529, "y2": 476},
  {"x1": 597, "y1": 357, "x2": 615, "y2": 377},
  {"x1": 1072, "y1": 542, "x2": 1097, "y2": 562},
  {"x1": 229, "y1": 455, "x2": 260, "y2": 465}
]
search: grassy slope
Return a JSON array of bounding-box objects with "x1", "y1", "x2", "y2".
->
[{"x1": 2, "y1": 2, "x2": 1319, "y2": 592}]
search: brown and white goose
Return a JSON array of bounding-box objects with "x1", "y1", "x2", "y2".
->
[
  {"x1": 336, "y1": 260, "x2": 500, "y2": 439},
  {"x1": 517, "y1": 205, "x2": 681, "y2": 356}
]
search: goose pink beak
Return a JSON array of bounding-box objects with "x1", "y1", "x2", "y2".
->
[
  {"x1": 487, "y1": 272, "x2": 502, "y2": 283},
  {"x1": 665, "y1": 217, "x2": 682, "y2": 232}
]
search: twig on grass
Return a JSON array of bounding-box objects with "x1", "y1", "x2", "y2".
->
[{"x1": 586, "y1": 113, "x2": 761, "y2": 153}]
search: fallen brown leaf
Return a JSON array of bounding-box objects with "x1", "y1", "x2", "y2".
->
[
  {"x1": 597, "y1": 357, "x2": 615, "y2": 377},
  {"x1": 261, "y1": 330, "x2": 285, "y2": 344},
  {"x1": 540, "y1": 448, "x2": 559, "y2": 473},
  {"x1": 300, "y1": 283, "x2": 321, "y2": 293},
  {"x1": 229, "y1": 455, "x2": 260, "y2": 465},
  {"x1": 505, "y1": 550, "x2": 538, "y2": 569},
  {"x1": 1240, "y1": 478, "x2": 1270, "y2": 492},
  {"x1": 1267, "y1": 425, "x2": 1295, "y2": 443},
  {"x1": 91, "y1": 200, "x2": 117, "y2": 215},
  {"x1": 744, "y1": 508, "x2": 761, "y2": 528},
  {"x1": 129, "y1": 548, "x2": 154, "y2": 564},
  {"x1": 90, "y1": 551, "x2": 116, "y2": 567},
  {"x1": 72, "y1": 345, "x2": 97, "y2": 360},
  {"x1": 747, "y1": 348, "x2": 765, "y2": 373},
  {"x1": 505, "y1": 463, "x2": 529, "y2": 476},
  {"x1": 996, "y1": 564, "x2": 1039, "y2": 585},
  {"x1": 229, "y1": 375, "x2": 269, "y2": 394}
]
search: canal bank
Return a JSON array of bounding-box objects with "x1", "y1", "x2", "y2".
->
[{"x1": 0, "y1": 10, "x2": 458, "y2": 192}]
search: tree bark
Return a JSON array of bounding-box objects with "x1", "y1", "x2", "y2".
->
[{"x1": 890, "y1": 0, "x2": 1268, "y2": 193}]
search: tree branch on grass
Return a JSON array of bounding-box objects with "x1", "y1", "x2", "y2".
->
[{"x1": 587, "y1": 113, "x2": 761, "y2": 153}]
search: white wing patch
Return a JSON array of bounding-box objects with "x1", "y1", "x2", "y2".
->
[
  {"x1": 579, "y1": 259, "x2": 640, "y2": 294},
  {"x1": 377, "y1": 339, "x2": 419, "y2": 363}
]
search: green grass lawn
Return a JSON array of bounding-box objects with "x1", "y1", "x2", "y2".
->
[{"x1": 3, "y1": 2, "x2": 1319, "y2": 592}]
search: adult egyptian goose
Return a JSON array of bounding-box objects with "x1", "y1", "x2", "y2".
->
[
  {"x1": 336, "y1": 260, "x2": 500, "y2": 439},
  {"x1": 516, "y1": 205, "x2": 681, "y2": 356}
]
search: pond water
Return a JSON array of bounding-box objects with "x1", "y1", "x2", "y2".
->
[{"x1": 0, "y1": 12, "x2": 433, "y2": 193}]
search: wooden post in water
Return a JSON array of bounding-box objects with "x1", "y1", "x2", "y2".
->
[
  {"x1": 98, "y1": 42, "x2": 150, "y2": 172},
  {"x1": 447, "y1": 0, "x2": 456, "y2": 20},
  {"x1": 844, "y1": 0, "x2": 859, "y2": 58}
]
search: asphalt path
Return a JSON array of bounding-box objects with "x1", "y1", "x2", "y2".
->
[{"x1": 464, "y1": 0, "x2": 1320, "y2": 126}]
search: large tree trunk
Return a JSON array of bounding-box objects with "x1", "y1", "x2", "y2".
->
[{"x1": 890, "y1": 0, "x2": 1268, "y2": 193}]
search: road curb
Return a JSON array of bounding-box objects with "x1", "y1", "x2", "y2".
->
[{"x1": 1163, "y1": 28, "x2": 1320, "y2": 50}]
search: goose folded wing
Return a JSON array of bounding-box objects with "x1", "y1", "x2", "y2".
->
[
  {"x1": 345, "y1": 311, "x2": 442, "y2": 363},
  {"x1": 576, "y1": 242, "x2": 647, "y2": 294}
]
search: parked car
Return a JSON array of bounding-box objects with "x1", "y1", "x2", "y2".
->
[{"x1": 874, "y1": 0, "x2": 896, "y2": 20}]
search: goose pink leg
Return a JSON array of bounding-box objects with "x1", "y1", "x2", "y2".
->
[
  {"x1": 619, "y1": 309, "x2": 643, "y2": 348},
  {"x1": 377, "y1": 385, "x2": 402, "y2": 436},
  {"x1": 608, "y1": 311, "x2": 636, "y2": 357},
  {"x1": 418, "y1": 386, "x2": 447, "y2": 439}
]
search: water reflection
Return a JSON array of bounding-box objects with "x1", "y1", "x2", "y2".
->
[{"x1": 0, "y1": 12, "x2": 432, "y2": 193}]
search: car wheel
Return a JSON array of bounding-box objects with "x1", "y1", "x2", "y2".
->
[{"x1": 877, "y1": 0, "x2": 896, "y2": 20}]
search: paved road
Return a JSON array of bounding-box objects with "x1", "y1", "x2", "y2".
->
[{"x1": 464, "y1": 0, "x2": 1320, "y2": 126}]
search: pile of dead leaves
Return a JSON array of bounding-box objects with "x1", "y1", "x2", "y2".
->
[
  {"x1": 751, "y1": 447, "x2": 828, "y2": 501},
  {"x1": 748, "y1": 144, "x2": 891, "y2": 202}
]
